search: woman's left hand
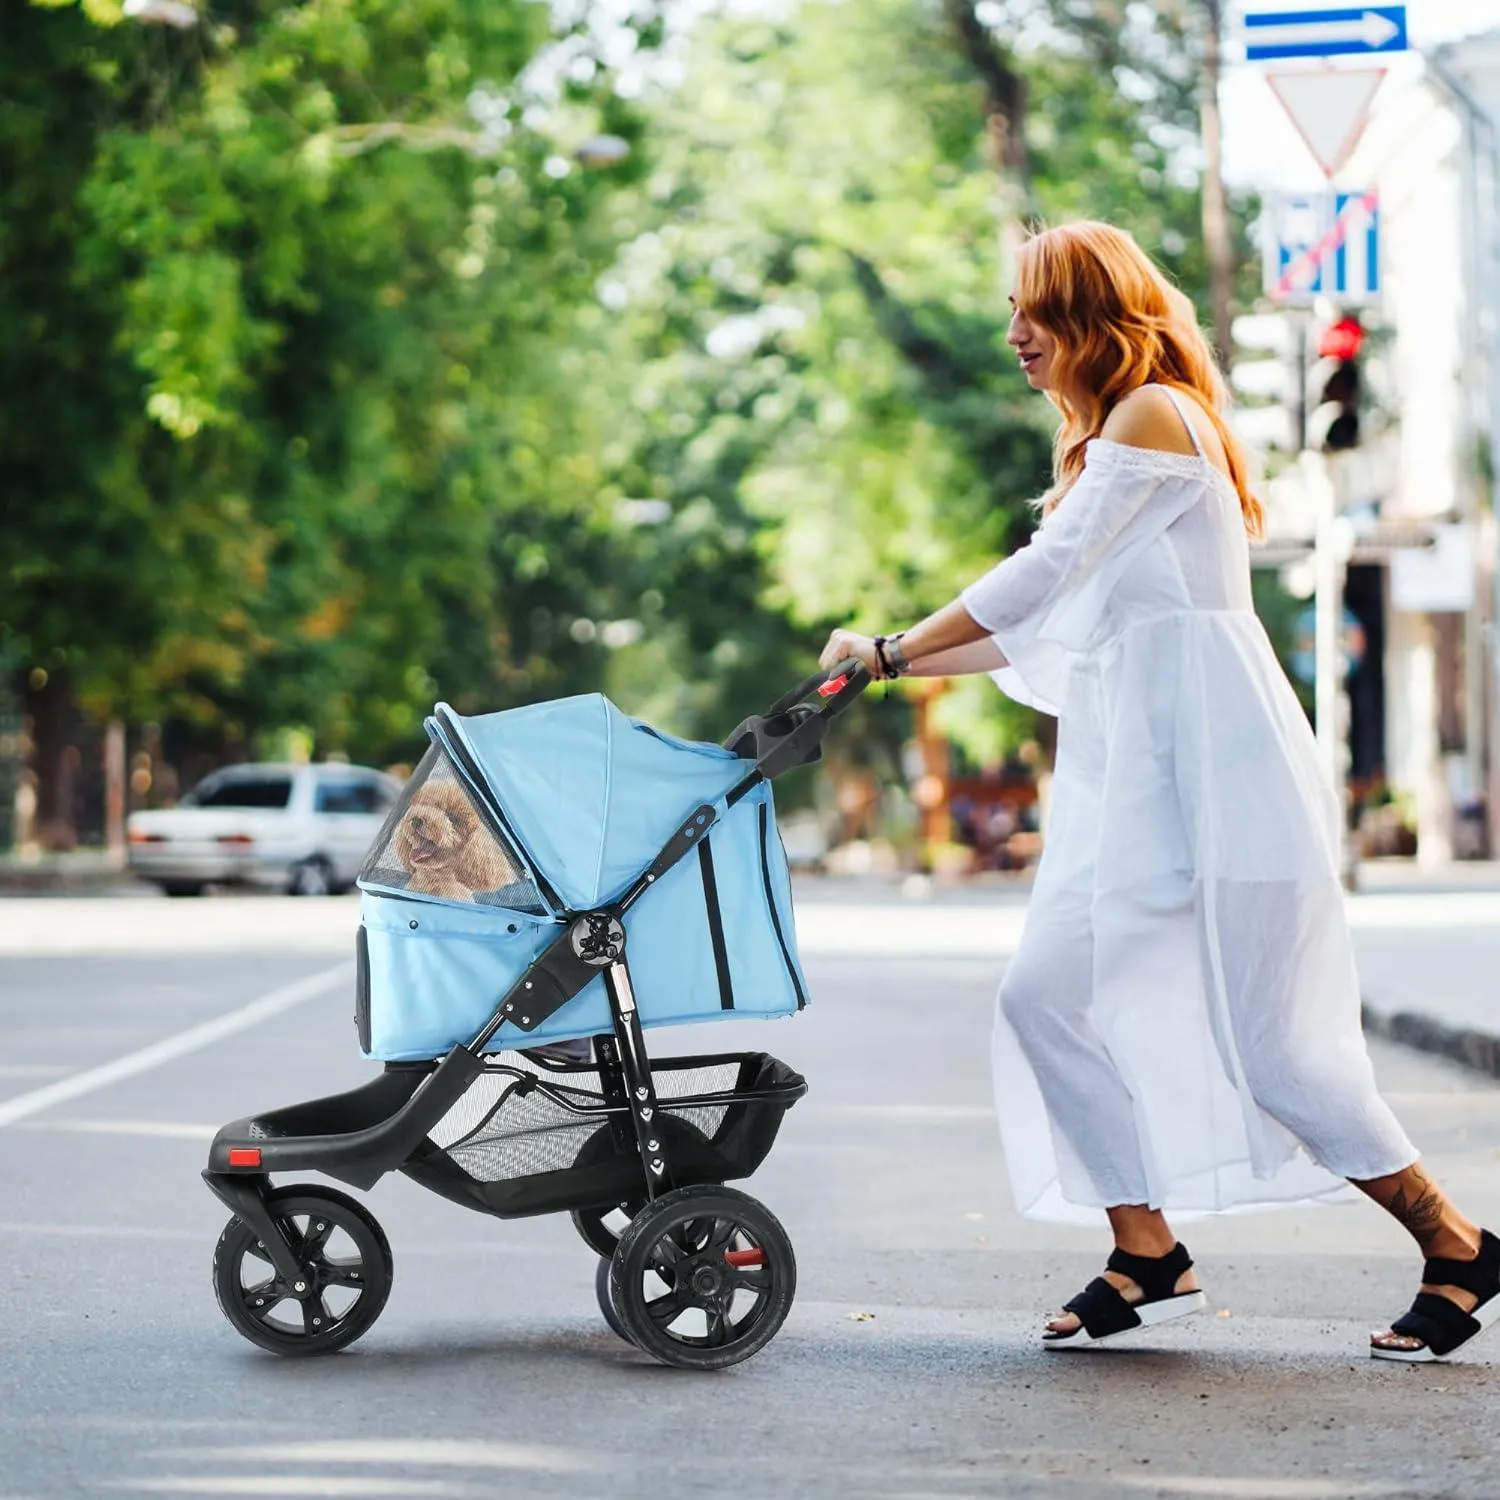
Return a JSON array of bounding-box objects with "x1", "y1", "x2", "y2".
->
[{"x1": 819, "y1": 628, "x2": 882, "y2": 677}]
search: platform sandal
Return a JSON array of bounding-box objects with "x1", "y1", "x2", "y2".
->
[
  {"x1": 1371, "y1": 1228, "x2": 1500, "y2": 1363},
  {"x1": 1043, "y1": 1241, "x2": 1207, "y2": 1350}
]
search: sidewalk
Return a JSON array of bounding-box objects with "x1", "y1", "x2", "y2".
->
[
  {"x1": 1347, "y1": 859, "x2": 1500, "y2": 1080},
  {"x1": 0, "y1": 848, "x2": 129, "y2": 893}
]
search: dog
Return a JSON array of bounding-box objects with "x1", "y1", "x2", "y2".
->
[{"x1": 393, "y1": 780, "x2": 520, "y2": 903}]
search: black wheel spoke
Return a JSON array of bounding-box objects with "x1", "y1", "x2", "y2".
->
[
  {"x1": 704, "y1": 1306, "x2": 731, "y2": 1347},
  {"x1": 244, "y1": 1242, "x2": 276, "y2": 1273},
  {"x1": 301, "y1": 1215, "x2": 337, "y2": 1257},
  {"x1": 240, "y1": 1280, "x2": 285, "y2": 1322},
  {"x1": 645, "y1": 1287, "x2": 688, "y2": 1326},
  {"x1": 300, "y1": 1294, "x2": 333, "y2": 1335},
  {"x1": 321, "y1": 1257, "x2": 366, "y2": 1290},
  {"x1": 706, "y1": 1218, "x2": 739, "y2": 1255},
  {"x1": 731, "y1": 1267, "x2": 771, "y2": 1293},
  {"x1": 652, "y1": 1234, "x2": 685, "y2": 1272}
]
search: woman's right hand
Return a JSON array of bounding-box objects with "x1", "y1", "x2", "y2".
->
[{"x1": 818, "y1": 629, "x2": 883, "y2": 678}]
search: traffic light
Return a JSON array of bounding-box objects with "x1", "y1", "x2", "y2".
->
[{"x1": 1308, "y1": 315, "x2": 1365, "y2": 452}]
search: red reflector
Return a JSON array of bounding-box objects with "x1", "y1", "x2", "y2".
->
[
  {"x1": 725, "y1": 1248, "x2": 764, "y2": 1267},
  {"x1": 128, "y1": 830, "x2": 165, "y2": 844},
  {"x1": 227, "y1": 1148, "x2": 262, "y2": 1168},
  {"x1": 216, "y1": 833, "x2": 255, "y2": 846},
  {"x1": 817, "y1": 674, "x2": 848, "y2": 698}
]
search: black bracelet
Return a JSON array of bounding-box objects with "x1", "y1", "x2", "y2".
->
[{"x1": 873, "y1": 636, "x2": 895, "y2": 680}]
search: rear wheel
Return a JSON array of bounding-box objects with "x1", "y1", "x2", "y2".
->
[
  {"x1": 212, "y1": 1186, "x2": 392, "y2": 1356},
  {"x1": 570, "y1": 1199, "x2": 645, "y2": 1260},
  {"x1": 287, "y1": 856, "x2": 333, "y2": 897},
  {"x1": 609, "y1": 1184, "x2": 795, "y2": 1370},
  {"x1": 594, "y1": 1256, "x2": 634, "y2": 1344},
  {"x1": 159, "y1": 880, "x2": 204, "y2": 897}
]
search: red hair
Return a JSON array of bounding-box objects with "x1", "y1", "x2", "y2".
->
[{"x1": 1015, "y1": 221, "x2": 1263, "y2": 538}]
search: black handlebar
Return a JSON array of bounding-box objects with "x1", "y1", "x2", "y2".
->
[{"x1": 724, "y1": 659, "x2": 872, "y2": 778}]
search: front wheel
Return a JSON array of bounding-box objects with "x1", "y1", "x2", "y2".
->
[
  {"x1": 212, "y1": 1186, "x2": 392, "y2": 1356},
  {"x1": 609, "y1": 1184, "x2": 795, "y2": 1370}
]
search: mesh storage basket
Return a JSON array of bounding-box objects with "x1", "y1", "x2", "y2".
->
[{"x1": 400, "y1": 1050, "x2": 805, "y2": 1218}]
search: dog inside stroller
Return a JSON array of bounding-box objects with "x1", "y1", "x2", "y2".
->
[{"x1": 202, "y1": 662, "x2": 869, "y2": 1370}]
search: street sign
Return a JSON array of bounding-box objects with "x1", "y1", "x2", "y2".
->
[
  {"x1": 1244, "y1": 6, "x2": 1407, "y2": 62},
  {"x1": 1263, "y1": 191, "x2": 1381, "y2": 304},
  {"x1": 1266, "y1": 68, "x2": 1385, "y2": 177}
]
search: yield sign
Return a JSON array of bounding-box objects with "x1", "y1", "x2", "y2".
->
[{"x1": 1267, "y1": 68, "x2": 1386, "y2": 177}]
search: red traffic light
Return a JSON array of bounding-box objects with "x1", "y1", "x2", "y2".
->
[{"x1": 1318, "y1": 316, "x2": 1364, "y2": 362}]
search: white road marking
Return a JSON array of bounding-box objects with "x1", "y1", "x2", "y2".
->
[
  {"x1": 144, "y1": 1441, "x2": 601, "y2": 1474},
  {"x1": 0, "y1": 963, "x2": 349, "y2": 1129}
]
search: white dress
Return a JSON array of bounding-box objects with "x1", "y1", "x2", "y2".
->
[{"x1": 960, "y1": 389, "x2": 1417, "y2": 1225}]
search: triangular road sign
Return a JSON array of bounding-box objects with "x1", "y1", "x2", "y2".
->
[{"x1": 1267, "y1": 68, "x2": 1386, "y2": 177}]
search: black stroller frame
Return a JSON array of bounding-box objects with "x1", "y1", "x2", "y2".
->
[{"x1": 203, "y1": 662, "x2": 869, "y2": 1369}]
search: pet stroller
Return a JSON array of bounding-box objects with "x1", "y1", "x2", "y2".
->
[{"x1": 203, "y1": 662, "x2": 869, "y2": 1370}]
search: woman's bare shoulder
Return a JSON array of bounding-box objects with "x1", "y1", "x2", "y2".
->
[{"x1": 1099, "y1": 385, "x2": 1198, "y2": 457}]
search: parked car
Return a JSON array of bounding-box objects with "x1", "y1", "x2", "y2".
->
[{"x1": 126, "y1": 762, "x2": 401, "y2": 896}]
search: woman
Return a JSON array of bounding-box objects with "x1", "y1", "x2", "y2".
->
[{"x1": 819, "y1": 221, "x2": 1499, "y2": 1362}]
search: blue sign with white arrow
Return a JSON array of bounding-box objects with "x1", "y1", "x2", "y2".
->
[{"x1": 1244, "y1": 6, "x2": 1407, "y2": 61}]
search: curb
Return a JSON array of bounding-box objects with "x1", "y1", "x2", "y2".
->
[
  {"x1": 0, "y1": 855, "x2": 129, "y2": 894},
  {"x1": 1363, "y1": 1003, "x2": 1500, "y2": 1084}
]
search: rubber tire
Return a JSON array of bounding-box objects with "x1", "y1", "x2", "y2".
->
[
  {"x1": 287, "y1": 857, "x2": 333, "y2": 897},
  {"x1": 609, "y1": 1183, "x2": 795, "y2": 1371},
  {"x1": 571, "y1": 1201, "x2": 645, "y2": 1259},
  {"x1": 212, "y1": 1185, "x2": 392, "y2": 1357},
  {"x1": 159, "y1": 881, "x2": 204, "y2": 897},
  {"x1": 594, "y1": 1256, "x2": 634, "y2": 1344}
]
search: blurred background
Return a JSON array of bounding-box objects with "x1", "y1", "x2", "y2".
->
[{"x1": 6, "y1": 0, "x2": 1500, "y2": 889}]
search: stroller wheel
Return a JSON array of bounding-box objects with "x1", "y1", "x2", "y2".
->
[
  {"x1": 609, "y1": 1184, "x2": 795, "y2": 1370},
  {"x1": 212, "y1": 1186, "x2": 392, "y2": 1357},
  {"x1": 570, "y1": 1201, "x2": 644, "y2": 1260},
  {"x1": 594, "y1": 1256, "x2": 634, "y2": 1344}
]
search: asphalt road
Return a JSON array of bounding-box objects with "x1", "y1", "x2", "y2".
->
[{"x1": 1, "y1": 883, "x2": 1497, "y2": 1500}]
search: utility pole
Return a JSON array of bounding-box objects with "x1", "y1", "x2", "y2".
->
[{"x1": 1200, "y1": 0, "x2": 1235, "y2": 373}]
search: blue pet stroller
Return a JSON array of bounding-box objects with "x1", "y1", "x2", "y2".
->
[{"x1": 203, "y1": 662, "x2": 869, "y2": 1369}]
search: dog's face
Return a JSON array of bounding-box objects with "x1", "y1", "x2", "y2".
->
[{"x1": 394, "y1": 781, "x2": 518, "y2": 897}]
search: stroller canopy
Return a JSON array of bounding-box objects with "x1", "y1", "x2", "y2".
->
[{"x1": 361, "y1": 695, "x2": 753, "y2": 916}]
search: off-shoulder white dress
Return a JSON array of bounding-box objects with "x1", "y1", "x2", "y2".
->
[{"x1": 961, "y1": 389, "x2": 1416, "y2": 1224}]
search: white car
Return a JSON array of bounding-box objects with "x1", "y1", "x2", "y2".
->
[{"x1": 126, "y1": 762, "x2": 402, "y2": 896}]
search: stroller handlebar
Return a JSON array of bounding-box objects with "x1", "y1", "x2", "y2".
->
[{"x1": 723, "y1": 659, "x2": 872, "y2": 778}]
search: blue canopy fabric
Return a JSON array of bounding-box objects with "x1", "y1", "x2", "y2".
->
[
  {"x1": 356, "y1": 694, "x2": 809, "y2": 1059},
  {"x1": 432, "y1": 695, "x2": 750, "y2": 912}
]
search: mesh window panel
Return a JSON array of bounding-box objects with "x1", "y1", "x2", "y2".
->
[
  {"x1": 428, "y1": 1053, "x2": 741, "y2": 1186},
  {"x1": 359, "y1": 743, "x2": 545, "y2": 913}
]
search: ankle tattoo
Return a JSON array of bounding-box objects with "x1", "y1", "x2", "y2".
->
[{"x1": 1387, "y1": 1170, "x2": 1446, "y2": 1248}]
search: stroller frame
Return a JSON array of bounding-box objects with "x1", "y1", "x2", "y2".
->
[{"x1": 202, "y1": 662, "x2": 868, "y2": 1369}]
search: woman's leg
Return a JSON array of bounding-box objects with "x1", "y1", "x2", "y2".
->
[
  {"x1": 998, "y1": 898, "x2": 1151, "y2": 1207},
  {"x1": 1351, "y1": 1162, "x2": 1488, "y2": 1353},
  {"x1": 1044, "y1": 1204, "x2": 1199, "y2": 1336}
]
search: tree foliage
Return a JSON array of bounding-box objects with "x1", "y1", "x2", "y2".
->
[{"x1": 2, "y1": 0, "x2": 1244, "y2": 814}]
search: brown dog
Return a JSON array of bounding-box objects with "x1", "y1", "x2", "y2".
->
[{"x1": 394, "y1": 780, "x2": 520, "y2": 902}]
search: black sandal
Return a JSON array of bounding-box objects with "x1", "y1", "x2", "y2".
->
[
  {"x1": 1372, "y1": 1228, "x2": 1500, "y2": 1363},
  {"x1": 1043, "y1": 1242, "x2": 1206, "y2": 1349}
]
